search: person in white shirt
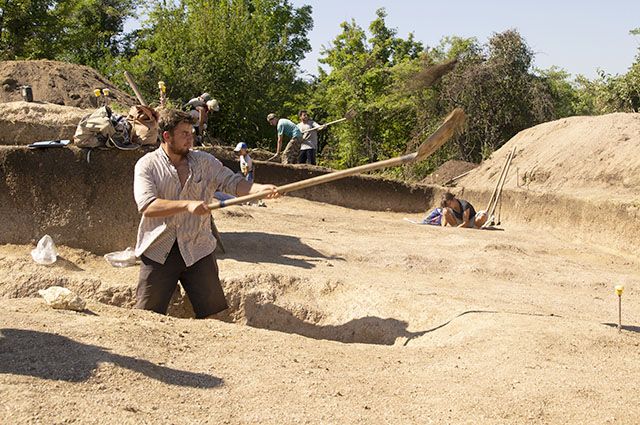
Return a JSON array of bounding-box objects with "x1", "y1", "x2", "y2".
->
[
  {"x1": 233, "y1": 142, "x2": 254, "y2": 182},
  {"x1": 185, "y1": 92, "x2": 219, "y2": 146},
  {"x1": 296, "y1": 110, "x2": 325, "y2": 165},
  {"x1": 133, "y1": 109, "x2": 278, "y2": 318}
]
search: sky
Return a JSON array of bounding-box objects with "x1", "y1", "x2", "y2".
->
[{"x1": 290, "y1": 0, "x2": 640, "y2": 79}]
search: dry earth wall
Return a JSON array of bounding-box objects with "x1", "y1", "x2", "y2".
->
[
  {"x1": 2, "y1": 146, "x2": 637, "y2": 254},
  {"x1": 460, "y1": 187, "x2": 638, "y2": 252},
  {"x1": 0, "y1": 146, "x2": 435, "y2": 253}
]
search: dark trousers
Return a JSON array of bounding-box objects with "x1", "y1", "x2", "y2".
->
[
  {"x1": 298, "y1": 149, "x2": 316, "y2": 165},
  {"x1": 136, "y1": 243, "x2": 228, "y2": 318}
]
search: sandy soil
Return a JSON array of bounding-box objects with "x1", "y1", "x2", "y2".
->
[
  {"x1": 458, "y1": 113, "x2": 640, "y2": 203},
  {"x1": 0, "y1": 101, "x2": 90, "y2": 145},
  {"x1": 2, "y1": 59, "x2": 639, "y2": 424},
  {"x1": 1, "y1": 197, "x2": 639, "y2": 424},
  {"x1": 422, "y1": 160, "x2": 478, "y2": 185},
  {"x1": 1, "y1": 60, "x2": 136, "y2": 108}
]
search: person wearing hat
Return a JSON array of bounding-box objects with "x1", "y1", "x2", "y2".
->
[
  {"x1": 233, "y1": 142, "x2": 253, "y2": 182},
  {"x1": 186, "y1": 93, "x2": 219, "y2": 146},
  {"x1": 266, "y1": 113, "x2": 303, "y2": 164},
  {"x1": 133, "y1": 108, "x2": 279, "y2": 319}
]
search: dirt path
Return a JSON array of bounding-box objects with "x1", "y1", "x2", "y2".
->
[{"x1": 1, "y1": 197, "x2": 639, "y2": 424}]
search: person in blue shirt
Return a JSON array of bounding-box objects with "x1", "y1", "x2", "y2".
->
[{"x1": 266, "y1": 113, "x2": 303, "y2": 164}]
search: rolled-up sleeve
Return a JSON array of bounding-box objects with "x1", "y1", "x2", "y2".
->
[{"x1": 134, "y1": 158, "x2": 157, "y2": 213}]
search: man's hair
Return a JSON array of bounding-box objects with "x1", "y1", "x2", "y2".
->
[
  {"x1": 298, "y1": 109, "x2": 308, "y2": 117},
  {"x1": 158, "y1": 109, "x2": 195, "y2": 137},
  {"x1": 440, "y1": 191, "x2": 456, "y2": 208}
]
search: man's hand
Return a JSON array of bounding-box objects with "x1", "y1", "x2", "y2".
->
[
  {"x1": 186, "y1": 200, "x2": 210, "y2": 215},
  {"x1": 250, "y1": 183, "x2": 280, "y2": 199}
]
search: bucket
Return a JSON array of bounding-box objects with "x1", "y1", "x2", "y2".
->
[{"x1": 20, "y1": 85, "x2": 33, "y2": 102}]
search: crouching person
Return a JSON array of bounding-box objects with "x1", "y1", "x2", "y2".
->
[
  {"x1": 440, "y1": 191, "x2": 487, "y2": 229},
  {"x1": 133, "y1": 109, "x2": 279, "y2": 318}
]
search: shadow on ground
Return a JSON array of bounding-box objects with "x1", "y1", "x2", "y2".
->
[
  {"x1": 242, "y1": 302, "x2": 422, "y2": 345},
  {"x1": 0, "y1": 328, "x2": 223, "y2": 387},
  {"x1": 219, "y1": 231, "x2": 343, "y2": 269},
  {"x1": 602, "y1": 323, "x2": 640, "y2": 333}
]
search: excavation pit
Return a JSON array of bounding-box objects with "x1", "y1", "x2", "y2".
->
[{"x1": 0, "y1": 253, "x2": 412, "y2": 346}]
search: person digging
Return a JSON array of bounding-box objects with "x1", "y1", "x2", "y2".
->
[
  {"x1": 185, "y1": 92, "x2": 219, "y2": 146},
  {"x1": 440, "y1": 191, "x2": 487, "y2": 229},
  {"x1": 133, "y1": 109, "x2": 279, "y2": 318},
  {"x1": 266, "y1": 112, "x2": 303, "y2": 164}
]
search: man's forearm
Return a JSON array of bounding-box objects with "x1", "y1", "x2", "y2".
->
[
  {"x1": 142, "y1": 199, "x2": 190, "y2": 217},
  {"x1": 276, "y1": 135, "x2": 283, "y2": 153}
]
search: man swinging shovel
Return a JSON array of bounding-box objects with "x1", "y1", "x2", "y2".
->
[{"x1": 296, "y1": 109, "x2": 357, "y2": 165}]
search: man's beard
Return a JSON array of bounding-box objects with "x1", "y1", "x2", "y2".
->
[{"x1": 168, "y1": 142, "x2": 190, "y2": 157}]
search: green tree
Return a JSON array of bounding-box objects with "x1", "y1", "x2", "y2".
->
[
  {"x1": 312, "y1": 8, "x2": 423, "y2": 169},
  {"x1": 124, "y1": 0, "x2": 313, "y2": 145},
  {"x1": 57, "y1": 0, "x2": 138, "y2": 70},
  {"x1": 535, "y1": 66, "x2": 581, "y2": 117},
  {"x1": 0, "y1": 0, "x2": 61, "y2": 59},
  {"x1": 439, "y1": 29, "x2": 556, "y2": 161},
  {"x1": 0, "y1": 0, "x2": 136, "y2": 67}
]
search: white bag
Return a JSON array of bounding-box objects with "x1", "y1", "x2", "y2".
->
[{"x1": 31, "y1": 235, "x2": 57, "y2": 265}]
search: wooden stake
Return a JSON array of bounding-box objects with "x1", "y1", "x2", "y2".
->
[
  {"x1": 124, "y1": 71, "x2": 147, "y2": 106},
  {"x1": 485, "y1": 146, "x2": 516, "y2": 223}
]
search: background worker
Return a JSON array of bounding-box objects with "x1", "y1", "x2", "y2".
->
[
  {"x1": 133, "y1": 109, "x2": 278, "y2": 318},
  {"x1": 233, "y1": 142, "x2": 254, "y2": 182},
  {"x1": 440, "y1": 191, "x2": 487, "y2": 229},
  {"x1": 266, "y1": 112, "x2": 302, "y2": 164},
  {"x1": 296, "y1": 110, "x2": 325, "y2": 165},
  {"x1": 185, "y1": 92, "x2": 219, "y2": 146}
]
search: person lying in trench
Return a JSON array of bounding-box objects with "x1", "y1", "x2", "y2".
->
[
  {"x1": 133, "y1": 108, "x2": 279, "y2": 318},
  {"x1": 440, "y1": 191, "x2": 487, "y2": 229}
]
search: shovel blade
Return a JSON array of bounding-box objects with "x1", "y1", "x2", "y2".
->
[{"x1": 415, "y1": 108, "x2": 466, "y2": 162}]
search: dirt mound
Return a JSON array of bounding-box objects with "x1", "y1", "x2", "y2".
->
[
  {"x1": 0, "y1": 101, "x2": 89, "y2": 145},
  {"x1": 422, "y1": 159, "x2": 477, "y2": 185},
  {"x1": 459, "y1": 113, "x2": 640, "y2": 202},
  {"x1": 0, "y1": 60, "x2": 136, "y2": 108}
]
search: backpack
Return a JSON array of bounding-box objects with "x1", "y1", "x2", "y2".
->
[
  {"x1": 73, "y1": 106, "x2": 115, "y2": 148},
  {"x1": 127, "y1": 105, "x2": 159, "y2": 146},
  {"x1": 73, "y1": 106, "x2": 138, "y2": 150}
]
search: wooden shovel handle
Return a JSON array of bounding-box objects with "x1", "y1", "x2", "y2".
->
[
  {"x1": 301, "y1": 118, "x2": 345, "y2": 134},
  {"x1": 124, "y1": 71, "x2": 147, "y2": 106}
]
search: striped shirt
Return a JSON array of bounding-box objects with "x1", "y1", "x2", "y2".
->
[{"x1": 133, "y1": 147, "x2": 245, "y2": 266}]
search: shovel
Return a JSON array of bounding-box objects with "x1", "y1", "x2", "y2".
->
[
  {"x1": 301, "y1": 109, "x2": 357, "y2": 134},
  {"x1": 208, "y1": 108, "x2": 465, "y2": 210}
]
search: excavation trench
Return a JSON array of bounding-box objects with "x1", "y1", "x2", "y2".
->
[{"x1": 0, "y1": 268, "x2": 407, "y2": 346}]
